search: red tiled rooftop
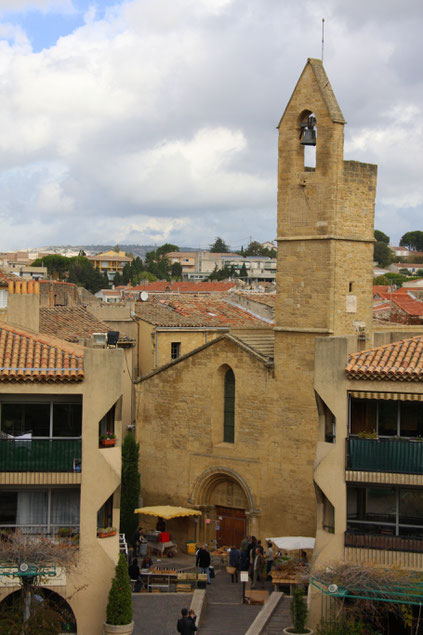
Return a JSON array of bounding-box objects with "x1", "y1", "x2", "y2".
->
[
  {"x1": 346, "y1": 336, "x2": 423, "y2": 381},
  {"x1": 0, "y1": 269, "x2": 16, "y2": 285},
  {"x1": 135, "y1": 294, "x2": 270, "y2": 328},
  {"x1": 0, "y1": 321, "x2": 84, "y2": 382},
  {"x1": 40, "y1": 306, "x2": 110, "y2": 343},
  {"x1": 130, "y1": 281, "x2": 236, "y2": 293}
]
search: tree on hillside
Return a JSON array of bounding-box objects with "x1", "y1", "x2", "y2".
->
[
  {"x1": 374, "y1": 230, "x2": 390, "y2": 244},
  {"x1": 156, "y1": 244, "x2": 179, "y2": 256},
  {"x1": 210, "y1": 237, "x2": 229, "y2": 253},
  {"x1": 239, "y1": 263, "x2": 248, "y2": 278},
  {"x1": 374, "y1": 242, "x2": 393, "y2": 268},
  {"x1": 66, "y1": 257, "x2": 106, "y2": 293},
  {"x1": 32, "y1": 255, "x2": 70, "y2": 277},
  {"x1": 171, "y1": 262, "x2": 183, "y2": 278},
  {"x1": 244, "y1": 241, "x2": 276, "y2": 258},
  {"x1": 400, "y1": 231, "x2": 423, "y2": 251}
]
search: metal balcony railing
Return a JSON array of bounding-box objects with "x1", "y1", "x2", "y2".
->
[
  {"x1": 0, "y1": 439, "x2": 82, "y2": 472},
  {"x1": 346, "y1": 437, "x2": 423, "y2": 474},
  {"x1": 345, "y1": 530, "x2": 423, "y2": 553}
]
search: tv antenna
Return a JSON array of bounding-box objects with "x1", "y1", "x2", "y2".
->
[{"x1": 321, "y1": 18, "x2": 325, "y2": 63}]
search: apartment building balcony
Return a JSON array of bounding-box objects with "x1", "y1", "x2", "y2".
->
[
  {"x1": 0, "y1": 438, "x2": 81, "y2": 472},
  {"x1": 345, "y1": 528, "x2": 423, "y2": 553},
  {"x1": 346, "y1": 437, "x2": 423, "y2": 475}
]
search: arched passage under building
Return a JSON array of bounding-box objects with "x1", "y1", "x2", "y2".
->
[
  {"x1": 0, "y1": 587, "x2": 77, "y2": 632},
  {"x1": 190, "y1": 467, "x2": 260, "y2": 548}
]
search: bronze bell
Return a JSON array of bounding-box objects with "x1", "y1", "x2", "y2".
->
[
  {"x1": 301, "y1": 127, "x2": 316, "y2": 146},
  {"x1": 300, "y1": 115, "x2": 317, "y2": 146}
]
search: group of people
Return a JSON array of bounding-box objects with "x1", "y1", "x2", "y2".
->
[
  {"x1": 176, "y1": 608, "x2": 197, "y2": 634},
  {"x1": 128, "y1": 554, "x2": 153, "y2": 592},
  {"x1": 228, "y1": 536, "x2": 274, "y2": 588}
]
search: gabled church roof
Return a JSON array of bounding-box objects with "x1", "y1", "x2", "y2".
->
[
  {"x1": 346, "y1": 336, "x2": 423, "y2": 382},
  {"x1": 277, "y1": 58, "x2": 346, "y2": 128},
  {"x1": 137, "y1": 331, "x2": 274, "y2": 382}
]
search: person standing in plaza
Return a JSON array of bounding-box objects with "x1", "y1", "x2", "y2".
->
[
  {"x1": 266, "y1": 540, "x2": 274, "y2": 579},
  {"x1": 251, "y1": 546, "x2": 264, "y2": 589},
  {"x1": 196, "y1": 544, "x2": 211, "y2": 584},
  {"x1": 228, "y1": 545, "x2": 241, "y2": 583}
]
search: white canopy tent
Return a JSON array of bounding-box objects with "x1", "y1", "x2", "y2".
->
[{"x1": 267, "y1": 536, "x2": 315, "y2": 551}]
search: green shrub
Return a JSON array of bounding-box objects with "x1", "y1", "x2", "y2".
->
[
  {"x1": 290, "y1": 586, "x2": 308, "y2": 633},
  {"x1": 120, "y1": 433, "x2": 141, "y2": 545},
  {"x1": 106, "y1": 553, "x2": 133, "y2": 625},
  {"x1": 317, "y1": 617, "x2": 382, "y2": 635}
]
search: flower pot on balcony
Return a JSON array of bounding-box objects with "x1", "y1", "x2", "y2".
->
[
  {"x1": 283, "y1": 628, "x2": 313, "y2": 634},
  {"x1": 100, "y1": 439, "x2": 116, "y2": 447},
  {"x1": 98, "y1": 529, "x2": 116, "y2": 539},
  {"x1": 103, "y1": 622, "x2": 134, "y2": 635}
]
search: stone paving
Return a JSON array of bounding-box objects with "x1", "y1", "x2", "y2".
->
[{"x1": 130, "y1": 552, "x2": 292, "y2": 634}]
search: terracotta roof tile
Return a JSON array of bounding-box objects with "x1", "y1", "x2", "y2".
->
[
  {"x1": 0, "y1": 321, "x2": 84, "y2": 383},
  {"x1": 129, "y1": 281, "x2": 236, "y2": 294},
  {"x1": 134, "y1": 294, "x2": 270, "y2": 328},
  {"x1": 0, "y1": 269, "x2": 16, "y2": 285},
  {"x1": 232, "y1": 292, "x2": 275, "y2": 308},
  {"x1": 39, "y1": 306, "x2": 110, "y2": 343},
  {"x1": 346, "y1": 336, "x2": 423, "y2": 381}
]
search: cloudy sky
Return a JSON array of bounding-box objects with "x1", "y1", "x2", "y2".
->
[{"x1": 0, "y1": 0, "x2": 421, "y2": 251}]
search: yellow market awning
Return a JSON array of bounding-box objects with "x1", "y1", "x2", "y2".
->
[{"x1": 134, "y1": 505, "x2": 202, "y2": 520}]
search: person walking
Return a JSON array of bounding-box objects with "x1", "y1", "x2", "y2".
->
[
  {"x1": 229, "y1": 545, "x2": 241, "y2": 583},
  {"x1": 128, "y1": 558, "x2": 143, "y2": 592},
  {"x1": 266, "y1": 540, "x2": 274, "y2": 579},
  {"x1": 251, "y1": 546, "x2": 264, "y2": 589},
  {"x1": 177, "y1": 608, "x2": 197, "y2": 633},
  {"x1": 196, "y1": 544, "x2": 211, "y2": 584}
]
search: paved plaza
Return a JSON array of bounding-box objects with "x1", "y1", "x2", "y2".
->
[{"x1": 131, "y1": 552, "x2": 292, "y2": 634}]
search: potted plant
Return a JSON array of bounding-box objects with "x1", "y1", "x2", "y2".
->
[
  {"x1": 100, "y1": 432, "x2": 116, "y2": 447},
  {"x1": 98, "y1": 527, "x2": 117, "y2": 539},
  {"x1": 104, "y1": 553, "x2": 134, "y2": 635},
  {"x1": 283, "y1": 586, "x2": 313, "y2": 634}
]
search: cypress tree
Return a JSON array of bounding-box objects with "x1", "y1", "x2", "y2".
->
[
  {"x1": 106, "y1": 553, "x2": 133, "y2": 625},
  {"x1": 120, "y1": 434, "x2": 141, "y2": 545}
]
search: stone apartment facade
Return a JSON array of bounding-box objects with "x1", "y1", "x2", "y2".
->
[{"x1": 0, "y1": 283, "x2": 130, "y2": 634}]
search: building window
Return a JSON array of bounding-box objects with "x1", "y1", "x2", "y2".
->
[
  {"x1": 0, "y1": 398, "x2": 82, "y2": 438},
  {"x1": 350, "y1": 397, "x2": 423, "y2": 438},
  {"x1": 224, "y1": 368, "x2": 235, "y2": 443},
  {"x1": 0, "y1": 488, "x2": 80, "y2": 534},
  {"x1": 347, "y1": 485, "x2": 423, "y2": 538},
  {"x1": 171, "y1": 342, "x2": 181, "y2": 360}
]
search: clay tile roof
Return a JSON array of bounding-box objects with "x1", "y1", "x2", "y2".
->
[
  {"x1": 372, "y1": 289, "x2": 423, "y2": 317},
  {"x1": 0, "y1": 320, "x2": 84, "y2": 383},
  {"x1": 233, "y1": 292, "x2": 276, "y2": 308},
  {"x1": 346, "y1": 336, "x2": 423, "y2": 382},
  {"x1": 39, "y1": 306, "x2": 110, "y2": 343},
  {"x1": 134, "y1": 294, "x2": 269, "y2": 328},
  {"x1": 0, "y1": 269, "x2": 15, "y2": 285},
  {"x1": 130, "y1": 281, "x2": 236, "y2": 294}
]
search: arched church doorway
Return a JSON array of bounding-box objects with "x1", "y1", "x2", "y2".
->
[
  {"x1": 210, "y1": 480, "x2": 247, "y2": 547},
  {"x1": 191, "y1": 467, "x2": 257, "y2": 548}
]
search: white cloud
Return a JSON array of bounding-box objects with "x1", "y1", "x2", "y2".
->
[
  {"x1": 0, "y1": 0, "x2": 421, "y2": 249},
  {"x1": 0, "y1": 0, "x2": 74, "y2": 11}
]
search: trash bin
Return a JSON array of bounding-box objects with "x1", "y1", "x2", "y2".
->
[{"x1": 186, "y1": 541, "x2": 196, "y2": 554}]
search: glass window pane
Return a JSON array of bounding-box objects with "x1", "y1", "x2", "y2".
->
[
  {"x1": 347, "y1": 488, "x2": 358, "y2": 518},
  {"x1": 378, "y1": 401, "x2": 398, "y2": 436},
  {"x1": 51, "y1": 489, "x2": 80, "y2": 526},
  {"x1": 25, "y1": 404, "x2": 50, "y2": 437},
  {"x1": 1, "y1": 404, "x2": 49, "y2": 437},
  {"x1": 400, "y1": 402, "x2": 423, "y2": 437},
  {"x1": 366, "y1": 487, "x2": 396, "y2": 523},
  {"x1": 400, "y1": 489, "x2": 423, "y2": 525},
  {"x1": 0, "y1": 492, "x2": 17, "y2": 524},
  {"x1": 53, "y1": 404, "x2": 82, "y2": 437},
  {"x1": 350, "y1": 399, "x2": 377, "y2": 435}
]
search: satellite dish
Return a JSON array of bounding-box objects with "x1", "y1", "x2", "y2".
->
[
  {"x1": 19, "y1": 563, "x2": 29, "y2": 572},
  {"x1": 140, "y1": 291, "x2": 149, "y2": 302},
  {"x1": 328, "y1": 584, "x2": 338, "y2": 593}
]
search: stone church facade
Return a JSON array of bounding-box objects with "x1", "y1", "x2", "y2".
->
[{"x1": 135, "y1": 58, "x2": 377, "y2": 546}]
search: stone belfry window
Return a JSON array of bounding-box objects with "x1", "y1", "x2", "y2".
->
[
  {"x1": 224, "y1": 368, "x2": 235, "y2": 443},
  {"x1": 299, "y1": 111, "x2": 317, "y2": 170}
]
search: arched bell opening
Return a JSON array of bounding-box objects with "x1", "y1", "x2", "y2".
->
[
  {"x1": 298, "y1": 109, "x2": 317, "y2": 170},
  {"x1": 0, "y1": 587, "x2": 77, "y2": 633}
]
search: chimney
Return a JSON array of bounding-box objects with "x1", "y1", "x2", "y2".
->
[{"x1": 7, "y1": 280, "x2": 40, "y2": 333}]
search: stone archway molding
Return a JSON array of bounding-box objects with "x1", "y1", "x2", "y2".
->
[{"x1": 188, "y1": 466, "x2": 260, "y2": 514}]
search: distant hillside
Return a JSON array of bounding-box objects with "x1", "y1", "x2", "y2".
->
[{"x1": 35, "y1": 244, "x2": 201, "y2": 258}]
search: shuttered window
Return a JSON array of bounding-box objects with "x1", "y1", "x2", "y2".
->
[{"x1": 224, "y1": 369, "x2": 235, "y2": 443}]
